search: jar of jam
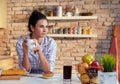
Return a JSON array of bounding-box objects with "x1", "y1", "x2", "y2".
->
[
  {"x1": 73, "y1": 27, "x2": 77, "y2": 34},
  {"x1": 68, "y1": 27, "x2": 73, "y2": 34},
  {"x1": 88, "y1": 28, "x2": 93, "y2": 34},
  {"x1": 82, "y1": 28, "x2": 87, "y2": 34},
  {"x1": 49, "y1": 11, "x2": 54, "y2": 16}
]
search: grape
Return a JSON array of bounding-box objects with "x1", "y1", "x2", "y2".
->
[{"x1": 87, "y1": 68, "x2": 98, "y2": 78}]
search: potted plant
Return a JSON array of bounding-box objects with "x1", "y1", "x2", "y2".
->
[
  {"x1": 97, "y1": 54, "x2": 117, "y2": 84},
  {"x1": 37, "y1": 6, "x2": 47, "y2": 15}
]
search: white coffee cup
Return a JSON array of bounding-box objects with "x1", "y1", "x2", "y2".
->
[{"x1": 27, "y1": 39, "x2": 37, "y2": 50}]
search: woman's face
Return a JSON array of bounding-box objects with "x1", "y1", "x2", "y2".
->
[{"x1": 31, "y1": 19, "x2": 48, "y2": 38}]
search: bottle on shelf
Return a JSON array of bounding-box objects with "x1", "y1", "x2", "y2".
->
[
  {"x1": 77, "y1": 22, "x2": 82, "y2": 34},
  {"x1": 48, "y1": 25, "x2": 54, "y2": 34},
  {"x1": 52, "y1": 22, "x2": 59, "y2": 34}
]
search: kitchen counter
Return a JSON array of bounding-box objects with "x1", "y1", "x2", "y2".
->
[
  {"x1": 0, "y1": 74, "x2": 119, "y2": 84},
  {"x1": 0, "y1": 74, "x2": 82, "y2": 84}
]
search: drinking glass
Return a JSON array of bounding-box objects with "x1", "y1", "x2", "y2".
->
[{"x1": 63, "y1": 61, "x2": 72, "y2": 82}]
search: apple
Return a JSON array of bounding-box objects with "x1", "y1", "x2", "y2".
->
[
  {"x1": 82, "y1": 54, "x2": 94, "y2": 65},
  {"x1": 90, "y1": 60, "x2": 102, "y2": 70}
]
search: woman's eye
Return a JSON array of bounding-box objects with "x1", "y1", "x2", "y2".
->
[
  {"x1": 40, "y1": 25, "x2": 48, "y2": 28},
  {"x1": 40, "y1": 25, "x2": 44, "y2": 28}
]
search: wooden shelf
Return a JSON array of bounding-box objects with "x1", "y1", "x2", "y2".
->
[
  {"x1": 47, "y1": 16, "x2": 97, "y2": 20},
  {"x1": 47, "y1": 16, "x2": 97, "y2": 38},
  {"x1": 47, "y1": 34, "x2": 97, "y2": 38}
]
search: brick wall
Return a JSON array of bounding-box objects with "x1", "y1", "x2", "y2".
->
[{"x1": 0, "y1": 0, "x2": 120, "y2": 74}]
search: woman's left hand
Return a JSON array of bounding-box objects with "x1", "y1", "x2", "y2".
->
[{"x1": 32, "y1": 42, "x2": 41, "y2": 53}]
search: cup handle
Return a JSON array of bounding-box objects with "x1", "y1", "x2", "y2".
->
[{"x1": 33, "y1": 39, "x2": 38, "y2": 47}]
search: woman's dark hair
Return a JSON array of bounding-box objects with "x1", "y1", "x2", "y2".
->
[{"x1": 28, "y1": 10, "x2": 47, "y2": 32}]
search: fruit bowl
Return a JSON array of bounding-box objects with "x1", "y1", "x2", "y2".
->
[
  {"x1": 77, "y1": 54, "x2": 102, "y2": 84},
  {"x1": 77, "y1": 68, "x2": 98, "y2": 84}
]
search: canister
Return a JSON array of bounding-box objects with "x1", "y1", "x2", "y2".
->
[
  {"x1": 63, "y1": 28, "x2": 68, "y2": 34},
  {"x1": 49, "y1": 11, "x2": 54, "y2": 16},
  {"x1": 56, "y1": 5, "x2": 62, "y2": 17}
]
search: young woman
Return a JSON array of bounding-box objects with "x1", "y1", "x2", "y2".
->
[{"x1": 16, "y1": 10, "x2": 57, "y2": 74}]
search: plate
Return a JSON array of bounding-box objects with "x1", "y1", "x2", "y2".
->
[
  {"x1": 40, "y1": 71, "x2": 54, "y2": 79},
  {"x1": 25, "y1": 73, "x2": 54, "y2": 79},
  {"x1": 39, "y1": 75, "x2": 53, "y2": 79}
]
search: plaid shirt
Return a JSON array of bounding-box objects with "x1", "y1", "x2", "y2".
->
[{"x1": 16, "y1": 33, "x2": 57, "y2": 74}]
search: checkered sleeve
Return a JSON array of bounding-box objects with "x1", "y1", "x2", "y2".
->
[
  {"x1": 46, "y1": 38, "x2": 57, "y2": 72},
  {"x1": 16, "y1": 39, "x2": 25, "y2": 70}
]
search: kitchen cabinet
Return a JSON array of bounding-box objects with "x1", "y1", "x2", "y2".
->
[
  {"x1": 0, "y1": 0, "x2": 7, "y2": 28},
  {"x1": 47, "y1": 16, "x2": 97, "y2": 38}
]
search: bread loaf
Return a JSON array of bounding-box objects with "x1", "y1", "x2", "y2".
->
[
  {"x1": 42, "y1": 71, "x2": 54, "y2": 77},
  {"x1": 1, "y1": 69, "x2": 26, "y2": 76}
]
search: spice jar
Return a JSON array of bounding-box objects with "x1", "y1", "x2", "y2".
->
[
  {"x1": 68, "y1": 27, "x2": 73, "y2": 34},
  {"x1": 49, "y1": 11, "x2": 54, "y2": 16},
  {"x1": 88, "y1": 28, "x2": 93, "y2": 34},
  {"x1": 58, "y1": 28, "x2": 63, "y2": 34},
  {"x1": 50, "y1": 25, "x2": 56, "y2": 34},
  {"x1": 73, "y1": 27, "x2": 77, "y2": 34},
  {"x1": 63, "y1": 27, "x2": 68, "y2": 34},
  {"x1": 77, "y1": 27, "x2": 82, "y2": 34},
  {"x1": 48, "y1": 25, "x2": 54, "y2": 34},
  {"x1": 82, "y1": 28, "x2": 87, "y2": 34}
]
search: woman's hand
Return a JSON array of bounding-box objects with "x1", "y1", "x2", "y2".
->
[
  {"x1": 22, "y1": 38, "x2": 41, "y2": 53},
  {"x1": 32, "y1": 42, "x2": 41, "y2": 53},
  {"x1": 22, "y1": 37, "x2": 28, "y2": 53}
]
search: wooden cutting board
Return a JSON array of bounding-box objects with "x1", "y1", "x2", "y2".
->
[{"x1": 0, "y1": 76, "x2": 20, "y2": 80}]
